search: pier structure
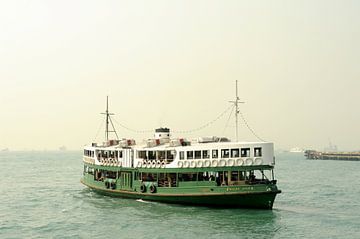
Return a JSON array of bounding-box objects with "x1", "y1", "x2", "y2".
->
[{"x1": 305, "y1": 150, "x2": 360, "y2": 161}]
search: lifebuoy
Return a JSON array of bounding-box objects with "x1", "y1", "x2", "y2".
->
[
  {"x1": 183, "y1": 161, "x2": 190, "y2": 168},
  {"x1": 211, "y1": 160, "x2": 218, "y2": 167},
  {"x1": 149, "y1": 184, "x2": 156, "y2": 193},
  {"x1": 156, "y1": 160, "x2": 161, "y2": 168},
  {"x1": 140, "y1": 183, "x2": 146, "y2": 193},
  {"x1": 160, "y1": 161, "x2": 166, "y2": 168},
  {"x1": 177, "y1": 161, "x2": 184, "y2": 168},
  {"x1": 236, "y1": 158, "x2": 243, "y2": 166},
  {"x1": 245, "y1": 158, "x2": 253, "y2": 166},
  {"x1": 137, "y1": 161, "x2": 142, "y2": 168},
  {"x1": 254, "y1": 157, "x2": 263, "y2": 165},
  {"x1": 219, "y1": 159, "x2": 226, "y2": 167},
  {"x1": 196, "y1": 160, "x2": 203, "y2": 168},
  {"x1": 204, "y1": 160, "x2": 211, "y2": 167},
  {"x1": 190, "y1": 161, "x2": 196, "y2": 168},
  {"x1": 227, "y1": 159, "x2": 235, "y2": 167}
]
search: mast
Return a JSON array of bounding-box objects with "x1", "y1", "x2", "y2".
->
[
  {"x1": 229, "y1": 80, "x2": 244, "y2": 142},
  {"x1": 101, "y1": 96, "x2": 119, "y2": 141}
]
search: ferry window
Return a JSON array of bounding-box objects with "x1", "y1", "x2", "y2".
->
[
  {"x1": 178, "y1": 173, "x2": 197, "y2": 181},
  {"x1": 241, "y1": 148, "x2": 250, "y2": 157},
  {"x1": 148, "y1": 151, "x2": 156, "y2": 160},
  {"x1": 202, "y1": 150, "x2": 210, "y2": 159},
  {"x1": 231, "y1": 149, "x2": 240, "y2": 158},
  {"x1": 212, "y1": 150, "x2": 218, "y2": 159},
  {"x1": 119, "y1": 151, "x2": 123, "y2": 158},
  {"x1": 180, "y1": 151, "x2": 185, "y2": 160},
  {"x1": 187, "y1": 151, "x2": 194, "y2": 159},
  {"x1": 221, "y1": 149, "x2": 230, "y2": 158},
  {"x1": 166, "y1": 150, "x2": 175, "y2": 160},
  {"x1": 195, "y1": 151, "x2": 201, "y2": 159},
  {"x1": 158, "y1": 151, "x2": 166, "y2": 160},
  {"x1": 254, "y1": 147, "x2": 262, "y2": 157},
  {"x1": 138, "y1": 151, "x2": 146, "y2": 159}
]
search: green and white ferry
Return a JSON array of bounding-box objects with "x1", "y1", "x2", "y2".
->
[{"x1": 81, "y1": 88, "x2": 281, "y2": 209}]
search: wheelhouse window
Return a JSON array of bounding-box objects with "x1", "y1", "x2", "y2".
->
[
  {"x1": 221, "y1": 149, "x2": 230, "y2": 158},
  {"x1": 138, "y1": 151, "x2": 147, "y2": 159},
  {"x1": 166, "y1": 150, "x2": 175, "y2": 160},
  {"x1": 254, "y1": 147, "x2": 262, "y2": 157},
  {"x1": 157, "y1": 151, "x2": 166, "y2": 160},
  {"x1": 212, "y1": 150, "x2": 218, "y2": 159},
  {"x1": 148, "y1": 151, "x2": 156, "y2": 160},
  {"x1": 241, "y1": 148, "x2": 250, "y2": 157},
  {"x1": 187, "y1": 151, "x2": 194, "y2": 159},
  {"x1": 118, "y1": 150, "x2": 123, "y2": 158},
  {"x1": 231, "y1": 148, "x2": 239, "y2": 158},
  {"x1": 180, "y1": 151, "x2": 185, "y2": 160},
  {"x1": 194, "y1": 151, "x2": 201, "y2": 159},
  {"x1": 202, "y1": 150, "x2": 210, "y2": 159}
]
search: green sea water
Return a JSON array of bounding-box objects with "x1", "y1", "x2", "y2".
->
[{"x1": 1, "y1": 151, "x2": 360, "y2": 239}]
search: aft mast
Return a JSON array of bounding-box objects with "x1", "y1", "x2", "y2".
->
[
  {"x1": 101, "y1": 96, "x2": 119, "y2": 141},
  {"x1": 229, "y1": 80, "x2": 244, "y2": 142}
]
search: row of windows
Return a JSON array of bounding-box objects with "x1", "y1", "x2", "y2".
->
[
  {"x1": 179, "y1": 147, "x2": 262, "y2": 160},
  {"x1": 84, "y1": 150, "x2": 94, "y2": 157},
  {"x1": 137, "y1": 150, "x2": 176, "y2": 160},
  {"x1": 97, "y1": 150, "x2": 123, "y2": 159}
]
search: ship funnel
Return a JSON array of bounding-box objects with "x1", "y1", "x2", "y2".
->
[{"x1": 154, "y1": 128, "x2": 170, "y2": 140}]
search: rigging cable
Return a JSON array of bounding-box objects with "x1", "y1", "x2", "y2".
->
[
  {"x1": 111, "y1": 105, "x2": 233, "y2": 134},
  {"x1": 222, "y1": 104, "x2": 235, "y2": 135},
  {"x1": 238, "y1": 108, "x2": 266, "y2": 142},
  {"x1": 172, "y1": 104, "x2": 234, "y2": 134},
  {"x1": 112, "y1": 117, "x2": 153, "y2": 134},
  {"x1": 93, "y1": 118, "x2": 105, "y2": 142}
]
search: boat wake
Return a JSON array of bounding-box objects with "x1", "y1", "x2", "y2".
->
[{"x1": 136, "y1": 199, "x2": 152, "y2": 204}]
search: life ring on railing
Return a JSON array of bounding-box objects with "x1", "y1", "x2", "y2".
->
[
  {"x1": 211, "y1": 160, "x2": 218, "y2": 167},
  {"x1": 254, "y1": 157, "x2": 263, "y2": 165},
  {"x1": 156, "y1": 160, "x2": 161, "y2": 168},
  {"x1": 219, "y1": 159, "x2": 226, "y2": 167},
  {"x1": 161, "y1": 161, "x2": 166, "y2": 168},
  {"x1": 204, "y1": 160, "x2": 211, "y2": 167},
  {"x1": 227, "y1": 159, "x2": 235, "y2": 167},
  {"x1": 245, "y1": 158, "x2": 253, "y2": 166},
  {"x1": 117, "y1": 161, "x2": 122, "y2": 167},
  {"x1": 183, "y1": 161, "x2": 190, "y2": 168},
  {"x1": 177, "y1": 161, "x2": 184, "y2": 168},
  {"x1": 105, "y1": 181, "x2": 110, "y2": 189},
  {"x1": 196, "y1": 160, "x2": 203, "y2": 168},
  {"x1": 140, "y1": 183, "x2": 146, "y2": 193},
  {"x1": 110, "y1": 181, "x2": 116, "y2": 190},
  {"x1": 190, "y1": 161, "x2": 196, "y2": 168},
  {"x1": 147, "y1": 161, "x2": 152, "y2": 168},
  {"x1": 151, "y1": 161, "x2": 157, "y2": 168},
  {"x1": 149, "y1": 184, "x2": 157, "y2": 193},
  {"x1": 236, "y1": 158, "x2": 243, "y2": 166}
]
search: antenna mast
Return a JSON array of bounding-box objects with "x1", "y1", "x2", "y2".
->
[
  {"x1": 101, "y1": 96, "x2": 119, "y2": 141},
  {"x1": 229, "y1": 80, "x2": 244, "y2": 142}
]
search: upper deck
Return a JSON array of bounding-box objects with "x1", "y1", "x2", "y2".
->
[{"x1": 83, "y1": 131, "x2": 275, "y2": 169}]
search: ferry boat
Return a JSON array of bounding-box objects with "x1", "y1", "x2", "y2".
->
[{"x1": 81, "y1": 85, "x2": 281, "y2": 209}]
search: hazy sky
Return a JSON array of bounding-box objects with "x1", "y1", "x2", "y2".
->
[{"x1": 1, "y1": 0, "x2": 359, "y2": 151}]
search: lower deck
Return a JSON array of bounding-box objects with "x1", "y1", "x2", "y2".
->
[{"x1": 81, "y1": 163, "x2": 281, "y2": 209}]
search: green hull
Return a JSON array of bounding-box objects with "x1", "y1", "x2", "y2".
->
[{"x1": 81, "y1": 178, "x2": 281, "y2": 209}]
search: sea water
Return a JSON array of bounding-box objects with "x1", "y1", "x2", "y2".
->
[{"x1": 0, "y1": 151, "x2": 360, "y2": 239}]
